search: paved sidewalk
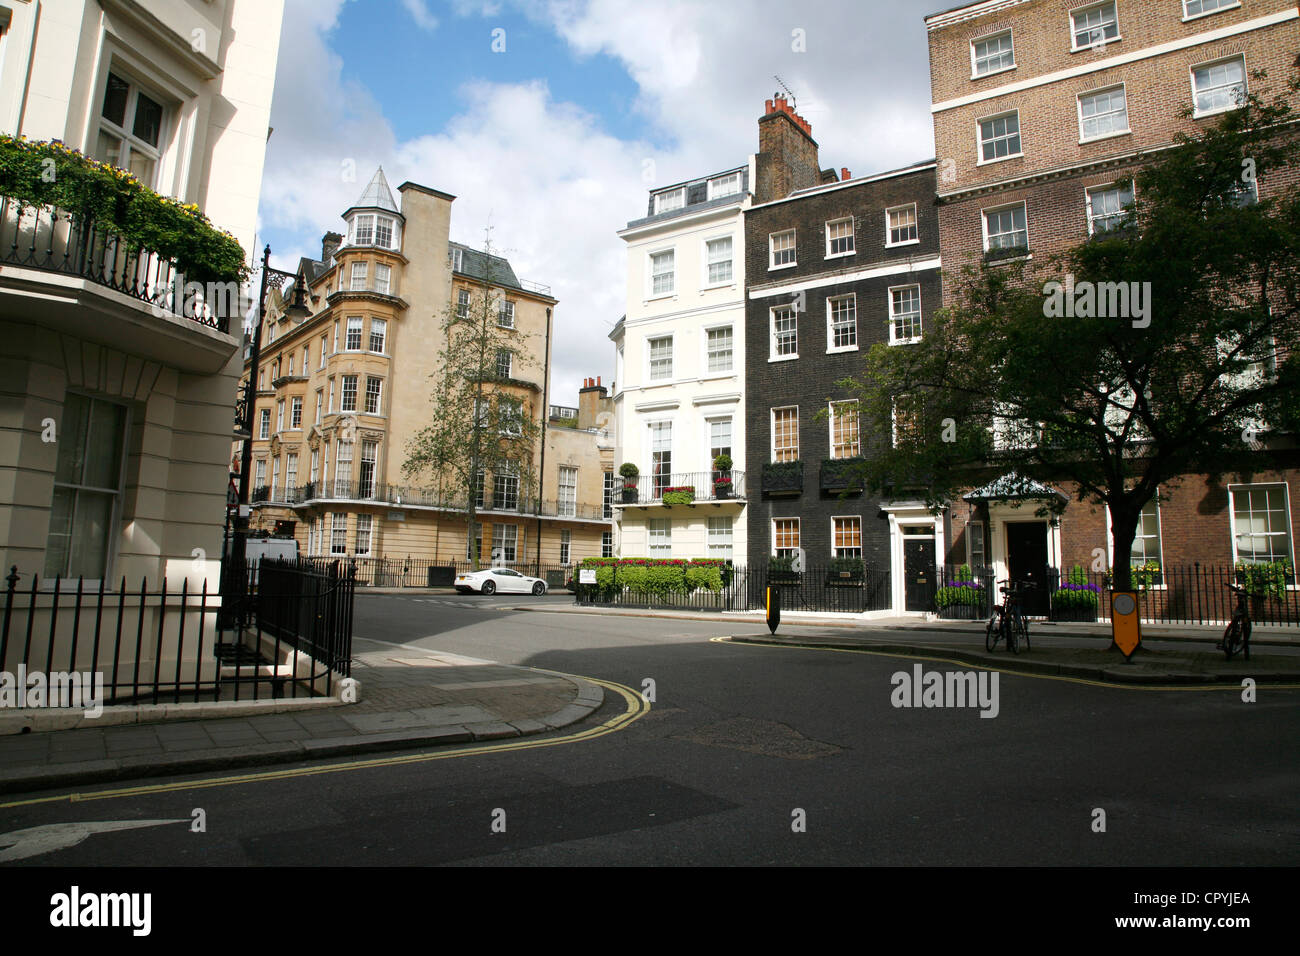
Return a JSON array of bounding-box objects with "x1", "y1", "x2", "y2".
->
[{"x1": 0, "y1": 642, "x2": 605, "y2": 795}]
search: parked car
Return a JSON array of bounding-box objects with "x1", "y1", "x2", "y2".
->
[{"x1": 454, "y1": 567, "x2": 548, "y2": 595}]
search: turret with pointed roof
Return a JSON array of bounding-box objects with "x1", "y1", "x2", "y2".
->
[
  {"x1": 343, "y1": 166, "x2": 404, "y2": 251},
  {"x1": 346, "y1": 166, "x2": 401, "y2": 218}
]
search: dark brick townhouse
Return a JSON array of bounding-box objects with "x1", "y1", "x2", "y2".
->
[
  {"x1": 926, "y1": 0, "x2": 1300, "y2": 606},
  {"x1": 743, "y1": 97, "x2": 944, "y2": 612}
]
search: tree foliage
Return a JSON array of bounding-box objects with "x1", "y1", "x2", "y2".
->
[{"x1": 845, "y1": 74, "x2": 1300, "y2": 590}]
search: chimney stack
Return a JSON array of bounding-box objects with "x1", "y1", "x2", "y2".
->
[
  {"x1": 841, "y1": 168, "x2": 851, "y2": 182},
  {"x1": 322, "y1": 231, "x2": 343, "y2": 263},
  {"x1": 578, "y1": 375, "x2": 608, "y2": 430},
  {"x1": 755, "y1": 96, "x2": 820, "y2": 204}
]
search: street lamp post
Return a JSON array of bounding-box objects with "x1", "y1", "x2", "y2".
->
[{"x1": 219, "y1": 246, "x2": 309, "y2": 631}]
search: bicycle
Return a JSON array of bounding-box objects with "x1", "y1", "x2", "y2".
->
[
  {"x1": 985, "y1": 579, "x2": 1033, "y2": 654},
  {"x1": 1217, "y1": 583, "x2": 1252, "y2": 660}
]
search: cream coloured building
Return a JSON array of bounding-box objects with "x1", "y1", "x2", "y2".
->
[
  {"x1": 611, "y1": 165, "x2": 750, "y2": 562},
  {"x1": 244, "y1": 169, "x2": 612, "y2": 573},
  {"x1": 0, "y1": 0, "x2": 282, "y2": 588}
]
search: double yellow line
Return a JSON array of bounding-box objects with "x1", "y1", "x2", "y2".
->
[
  {"x1": 712, "y1": 635, "x2": 1300, "y2": 692},
  {"x1": 0, "y1": 676, "x2": 648, "y2": 810}
]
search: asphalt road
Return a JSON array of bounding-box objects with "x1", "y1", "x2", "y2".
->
[{"x1": 1, "y1": 592, "x2": 1296, "y2": 869}]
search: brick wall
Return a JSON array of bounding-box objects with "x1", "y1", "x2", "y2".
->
[{"x1": 742, "y1": 166, "x2": 941, "y2": 568}]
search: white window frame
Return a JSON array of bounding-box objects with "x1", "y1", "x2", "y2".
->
[
  {"x1": 892, "y1": 394, "x2": 920, "y2": 449},
  {"x1": 826, "y1": 294, "x2": 858, "y2": 353},
  {"x1": 94, "y1": 68, "x2": 169, "y2": 190},
  {"x1": 350, "y1": 261, "x2": 368, "y2": 291},
  {"x1": 772, "y1": 517, "x2": 801, "y2": 559},
  {"x1": 44, "y1": 392, "x2": 130, "y2": 582},
  {"x1": 559, "y1": 530, "x2": 572, "y2": 565},
  {"x1": 1191, "y1": 54, "x2": 1248, "y2": 119},
  {"x1": 355, "y1": 514, "x2": 374, "y2": 556},
  {"x1": 374, "y1": 262, "x2": 391, "y2": 296},
  {"x1": 291, "y1": 396, "x2": 303, "y2": 429},
  {"x1": 967, "y1": 521, "x2": 987, "y2": 571},
  {"x1": 341, "y1": 374, "x2": 358, "y2": 413},
  {"x1": 706, "y1": 415, "x2": 733, "y2": 465},
  {"x1": 1228, "y1": 483, "x2": 1295, "y2": 571},
  {"x1": 648, "y1": 248, "x2": 676, "y2": 299},
  {"x1": 345, "y1": 315, "x2": 363, "y2": 351},
  {"x1": 970, "y1": 28, "x2": 1015, "y2": 79},
  {"x1": 374, "y1": 216, "x2": 396, "y2": 250},
  {"x1": 704, "y1": 325, "x2": 734, "y2": 375},
  {"x1": 330, "y1": 513, "x2": 347, "y2": 555},
  {"x1": 886, "y1": 203, "x2": 919, "y2": 248},
  {"x1": 259, "y1": 408, "x2": 270, "y2": 440},
  {"x1": 707, "y1": 173, "x2": 741, "y2": 200},
  {"x1": 647, "y1": 335, "x2": 674, "y2": 382},
  {"x1": 601, "y1": 531, "x2": 614, "y2": 558},
  {"x1": 654, "y1": 188, "x2": 685, "y2": 214},
  {"x1": 829, "y1": 400, "x2": 861, "y2": 460},
  {"x1": 456, "y1": 288, "x2": 471, "y2": 320},
  {"x1": 825, "y1": 217, "x2": 855, "y2": 259},
  {"x1": 370, "y1": 318, "x2": 387, "y2": 354},
  {"x1": 1105, "y1": 499, "x2": 1164, "y2": 579},
  {"x1": 498, "y1": 299, "x2": 515, "y2": 329},
  {"x1": 1077, "y1": 83, "x2": 1130, "y2": 143},
  {"x1": 1086, "y1": 181, "x2": 1135, "y2": 235},
  {"x1": 276, "y1": 399, "x2": 284, "y2": 433},
  {"x1": 769, "y1": 229, "x2": 797, "y2": 270},
  {"x1": 977, "y1": 110, "x2": 1023, "y2": 166},
  {"x1": 315, "y1": 390, "x2": 323, "y2": 425},
  {"x1": 450, "y1": 247, "x2": 464, "y2": 272},
  {"x1": 496, "y1": 349, "x2": 513, "y2": 380},
  {"x1": 831, "y1": 515, "x2": 863, "y2": 560},
  {"x1": 769, "y1": 304, "x2": 798, "y2": 362},
  {"x1": 771, "y1": 406, "x2": 799, "y2": 463},
  {"x1": 558, "y1": 466, "x2": 577, "y2": 518},
  {"x1": 320, "y1": 335, "x2": 328, "y2": 369},
  {"x1": 707, "y1": 516, "x2": 733, "y2": 560},
  {"x1": 1182, "y1": 0, "x2": 1239, "y2": 23},
  {"x1": 648, "y1": 518, "x2": 672, "y2": 556},
  {"x1": 702, "y1": 234, "x2": 734, "y2": 289},
  {"x1": 888, "y1": 284, "x2": 923, "y2": 345},
  {"x1": 364, "y1": 376, "x2": 382, "y2": 415},
  {"x1": 982, "y1": 201, "x2": 1030, "y2": 253},
  {"x1": 1069, "y1": 1, "x2": 1120, "y2": 53}
]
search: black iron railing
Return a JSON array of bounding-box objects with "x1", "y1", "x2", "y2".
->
[
  {"x1": 618, "y1": 471, "x2": 746, "y2": 505},
  {"x1": 760, "y1": 461, "x2": 802, "y2": 496},
  {"x1": 0, "y1": 560, "x2": 354, "y2": 707},
  {"x1": 256, "y1": 481, "x2": 609, "y2": 521},
  {"x1": 0, "y1": 197, "x2": 232, "y2": 333}
]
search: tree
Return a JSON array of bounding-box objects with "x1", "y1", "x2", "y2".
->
[
  {"x1": 402, "y1": 234, "x2": 541, "y2": 570},
  {"x1": 846, "y1": 74, "x2": 1300, "y2": 591}
]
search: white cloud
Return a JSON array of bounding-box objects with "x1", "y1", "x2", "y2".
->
[
  {"x1": 401, "y1": 0, "x2": 440, "y2": 31},
  {"x1": 259, "y1": 0, "x2": 937, "y2": 408}
]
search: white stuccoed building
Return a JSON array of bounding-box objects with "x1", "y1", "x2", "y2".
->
[{"x1": 610, "y1": 163, "x2": 751, "y2": 563}]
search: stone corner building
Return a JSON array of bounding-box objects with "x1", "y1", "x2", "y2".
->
[{"x1": 243, "y1": 169, "x2": 612, "y2": 572}]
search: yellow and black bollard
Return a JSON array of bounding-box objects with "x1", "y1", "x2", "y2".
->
[{"x1": 766, "y1": 584, "x2": 781, "y2": 634}]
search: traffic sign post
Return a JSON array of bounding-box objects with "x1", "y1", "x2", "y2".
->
[
  {"x1": 1110, "y1": 591, "x2": 1141, "y2": 660},
  {"x1": 766, "y1": 585, "x2": 781, "y2": 634}
]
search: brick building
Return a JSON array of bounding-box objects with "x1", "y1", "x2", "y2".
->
[
  {"x1": 926, "y1": 0, "x2": 1300, "y2": 594},
  {"x1": 743, "y1": 97, "x2": 944, "y2": 612}
]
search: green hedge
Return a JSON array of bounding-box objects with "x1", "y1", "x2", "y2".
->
[
  {"x1": 936, "y1": 585, "x2": 982, "y2": 608},
  {"x1": 578, "y1": 557, "x2": 727, "y2": 594},
  {"x1": 0, "y1": 135, "x2": 248, "y2": 283}
]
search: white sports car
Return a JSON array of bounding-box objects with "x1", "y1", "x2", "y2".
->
[{"x1": 454, "y1": 567, "x2": 548, "y2": 595}]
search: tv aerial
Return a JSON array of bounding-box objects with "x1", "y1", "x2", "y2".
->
[{"x1": 773, "y1": 75, "x2": 796, "y2": 109}]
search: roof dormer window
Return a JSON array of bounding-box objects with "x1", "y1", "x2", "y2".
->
[
  {"x1": 708, "y1": 173, "x2": 740, "y2": 200},
  {"x1": 655, "y1": 188, "x2": 685, "y2": 214}
]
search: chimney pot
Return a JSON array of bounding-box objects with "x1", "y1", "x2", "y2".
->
[
  {"x1": 841, "y1": 167, "x2": 850, "y2": 181},
  {"x1": 597, "y1": 376, "x2": 601, "y2": 386}
]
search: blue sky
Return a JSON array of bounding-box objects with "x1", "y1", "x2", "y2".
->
[{"x1": 257, "y1": 0, "x2": 937, "y2": 403}]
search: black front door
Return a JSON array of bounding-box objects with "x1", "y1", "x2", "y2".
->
[
  {"x1": 1005, "y1": 522, "x2": 1049, "y2": 616},
  {"x1": 904, "y1": 538, "x2": 935, "y2": 612}
]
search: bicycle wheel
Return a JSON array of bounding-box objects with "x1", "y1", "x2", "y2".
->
[
  {"x1": 985, "y1": 618, "x2": 998, "y2": 652},
  {"x1": 1222, "y1": 620, "x2": 1240, "y2": 660}
]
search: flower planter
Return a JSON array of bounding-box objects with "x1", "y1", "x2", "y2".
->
[
  {"x1": 621, "y1": 488, "x2": 638, "y2": 504},
  {"x1": 1050, "y1": 607, "x2": 1098, "y2": 622},
  {"x1": 938, "y1": 604, "x2": 981, "y2": 620},
  {"x1": 714, "y1": 483, "x2": 732, "y2": 500},
  {"x1": 825, "y1": 572, "x2": 863, "y2": 587},
  {"x1": 661, "y1": 490, "x2": 695, "y2": 505}
]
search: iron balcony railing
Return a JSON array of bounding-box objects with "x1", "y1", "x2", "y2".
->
[
  {"x1": 253, "y1": 480, "x2": 609, "y2": 521},
  {"x1": 618, "y1": 471, "x2": 746, "y2": 505},
  {"x1": 0, "y1": 197, "x2": 232, "y2": 333}
]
